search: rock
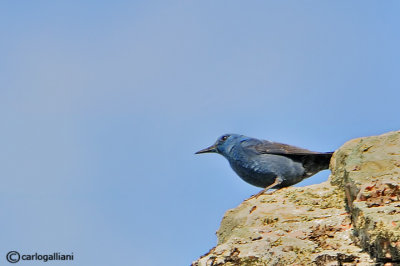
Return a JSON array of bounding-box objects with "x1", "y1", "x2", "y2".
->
[
  {"x1": 193, "y1": 182, "x2": 373, "y2": 265},
  {"x1": 192, "y1": 130, "x2": 400, "y2": 265},
  {"x1": 331, "y1": 130, "x2": 400, "y2": 263}
]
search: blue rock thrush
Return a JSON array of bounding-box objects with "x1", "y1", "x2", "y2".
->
[{"x1": 195, "y1": 134, "x2": 333, "y2": 198}]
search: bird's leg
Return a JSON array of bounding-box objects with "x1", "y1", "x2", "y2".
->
[{"x1": 251, "y1": 177, "x2": 283, "y2": 199}]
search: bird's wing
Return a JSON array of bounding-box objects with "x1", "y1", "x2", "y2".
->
[{"x1": 244, "y1": 140, "x2": 331, "y2": 156}]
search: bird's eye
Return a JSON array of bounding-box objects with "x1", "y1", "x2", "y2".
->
[{"x1": 221, "y1": 135, "x2": 229, "y2": 141}]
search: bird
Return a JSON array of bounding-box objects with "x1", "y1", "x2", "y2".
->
[{"x1": 195, "y1": 134, "x2": 333, "y2": 198}]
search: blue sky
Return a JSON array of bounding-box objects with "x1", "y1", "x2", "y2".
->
[{"x1": 1, "y1": 1, "x2": 400, "y2": 265}]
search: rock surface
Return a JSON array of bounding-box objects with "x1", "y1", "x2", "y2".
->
[
  {"x1": 331, "y1": 130, "x2": 400, "y2": 263},
  {"x1": 193, "y1": 130, "x2": 400, "y2": 266}
]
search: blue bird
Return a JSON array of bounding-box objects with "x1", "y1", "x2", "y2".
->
[{"x1": 195, "y1": 134, "x2": 333, "y2": 198}]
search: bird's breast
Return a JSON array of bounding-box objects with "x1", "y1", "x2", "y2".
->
[
  {"x1": 227, "y1": 153, "x2": 305, "y2": 188},
  {"x1": 228, "y1": 156, "x2": 277, "y2": 188}
]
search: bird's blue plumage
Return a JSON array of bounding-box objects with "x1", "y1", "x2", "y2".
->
[{"x1": 196, "y1": 134, "x2": 333, "y2": 192}]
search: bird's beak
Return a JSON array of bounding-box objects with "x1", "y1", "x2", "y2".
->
[{"x1": 195, "y1": 144, "x2": 218, "y2": 154}]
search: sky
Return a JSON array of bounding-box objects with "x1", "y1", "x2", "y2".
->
[{"x1": 1, "y1": 1, "x2": 400, "y2": 265}]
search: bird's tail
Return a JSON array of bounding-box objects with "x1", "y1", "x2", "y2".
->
[
  {"x1": 302, "y1": 152, "x2": 334, "y2": 177},
  {"x1": 315, "y1": 152, "x2": 334, "y2": 170}
]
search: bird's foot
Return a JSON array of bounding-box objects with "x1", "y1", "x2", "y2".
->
[
  {"x1": 247, "y1": 189, "x2": 280, "y2": 201},
  {"x1": 265, "y1": 189, "x2": 279, "y2": 195},
  {"x1": 247, "y1": 189, "x2": 267, "y2": 200}
]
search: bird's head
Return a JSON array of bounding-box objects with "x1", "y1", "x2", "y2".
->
[{"x1": 195, "y1": 134, "x2": 243, "y2": 157}]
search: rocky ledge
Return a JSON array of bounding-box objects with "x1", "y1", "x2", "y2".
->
[{"x1": 193, "y1": 130, "x2": 400, "y2": 266}]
